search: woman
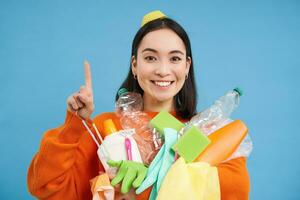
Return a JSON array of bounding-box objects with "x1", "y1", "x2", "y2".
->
[{"x1": 27, "y1": 10, "x2": 250, "y2": 199}]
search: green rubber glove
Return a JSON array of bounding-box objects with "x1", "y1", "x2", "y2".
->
[{"x1": 107, "y1": 160, "x2": 148, "y2": 194}]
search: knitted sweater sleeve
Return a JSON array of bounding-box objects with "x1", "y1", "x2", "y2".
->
[
  {"x1": 27, "y1": 110, "x2": 99, "y2": 200},
  {"x1": 218, "y1": 157, "x2": 250, "y2": 200}
]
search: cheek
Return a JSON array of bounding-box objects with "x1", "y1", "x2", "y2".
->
[
  {"x1": 135, "y1": 66, "x2": 152, "y2": 89},
  {"x1": 174, "y1": 65, "x2": 188, "y2": 80},
  {"x1": 137, "y1": 68, "x2": 149, "y2": 79},
  {"x1": 136, "y1": 62, "x2": 153, "y2": 79}
]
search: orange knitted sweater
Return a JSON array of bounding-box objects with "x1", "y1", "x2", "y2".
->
[{"x1": 27, "y1": 110, "x2": 250, "y2": 200}]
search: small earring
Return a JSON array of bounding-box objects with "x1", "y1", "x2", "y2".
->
[
  {"x1": 185, "y1": 74, "x2": 188, "y2": 80},
  {"x1": 134, "y1": 74, "x2": 137, "y2": 80}
]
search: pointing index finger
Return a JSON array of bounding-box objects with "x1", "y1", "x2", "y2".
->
[{"x1": 84, "y1": 60, "x2": 93, "y2": 89}]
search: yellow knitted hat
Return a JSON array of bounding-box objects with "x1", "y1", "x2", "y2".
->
[{"x1": 141, "y1": 10, "x2": 167, "y2": 27}]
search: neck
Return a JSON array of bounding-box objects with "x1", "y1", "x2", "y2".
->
[{"x1": 143, "y1": 94, "x2": 174, "y2": 112}]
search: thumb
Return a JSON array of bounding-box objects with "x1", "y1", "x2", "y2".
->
[{"x1": 107, "y1": 160, "x2": 122, "y2": 167}]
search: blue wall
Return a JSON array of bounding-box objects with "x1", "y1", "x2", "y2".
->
[{"x1": 1, "y1": 0, "x2": 299, "y2": 199}]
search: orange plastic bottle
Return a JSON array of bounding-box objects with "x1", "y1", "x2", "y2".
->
[
  {"x1": 194, "y1": 120, "x2": 248, "y2": 166},
  {"x1": 103, "y1": 119, "x2": 118, "y2": 137}
]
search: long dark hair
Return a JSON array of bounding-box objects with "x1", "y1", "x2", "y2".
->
[{"x1": 116, "y1": 17, "x2": 197, "y2": 119}]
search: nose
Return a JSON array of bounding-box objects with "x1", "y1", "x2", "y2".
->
[{"x1": 155, "y1": 61, "x2": 170, "y2": 77}]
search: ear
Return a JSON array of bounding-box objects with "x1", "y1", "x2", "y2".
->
[
  {"x1": 186, "y1": 56, "x2": 191, "y2": 74},
  {"x1": 131, "y1": 55, "x2": 137, "y2": 76}
]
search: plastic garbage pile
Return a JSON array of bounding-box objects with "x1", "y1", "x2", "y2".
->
[{"x1": 90, "y1": 87, "x2": 253, "y2": 200}]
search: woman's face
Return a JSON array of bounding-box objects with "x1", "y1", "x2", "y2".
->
[{"x1": 132, "y1": 28, "x2": 191, "y2": 106}]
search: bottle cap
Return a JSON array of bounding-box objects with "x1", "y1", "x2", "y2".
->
[
  {"x1": 118, "y1": 88, "x2": 129, "y2": 98},
  {"x1": 233, "y1": 87, "x2": 243, "y2": 96},
  {"x1": 103, "y1": 119, "x2": 118, "y2": 137}
]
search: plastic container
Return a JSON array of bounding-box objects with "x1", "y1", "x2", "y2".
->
[
  {"x1": 194, "y1": 119, "x2": 248, "y2": 165},
  {"x1": 115, "y1": 88, "x2": 160, "y2": 165},
  {"x1": 97, "y1": 128, "x2": 143, "y2": 179},
  {"x1": 103, "y1": 119, "x2": 118, "y2": 138}
]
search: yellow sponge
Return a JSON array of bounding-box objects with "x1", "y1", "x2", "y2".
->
[
  {"x1": 150, "y1": 110, "x2": 184, "y2": 136},
  {"x1": 172, "y1": 126, "x2": 211, "y2": 163}
]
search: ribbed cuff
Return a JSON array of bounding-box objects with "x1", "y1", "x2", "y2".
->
[{"x1": 58, "y1": 110, "x2": 93, "y2": 143}]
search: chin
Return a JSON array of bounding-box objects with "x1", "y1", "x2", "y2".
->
[{"x1": 152, "y1": 94, "x2": 174, "y2": 103}]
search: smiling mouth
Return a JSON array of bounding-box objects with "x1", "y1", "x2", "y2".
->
[{"x1": 151, "y1": 80, "x2": 175, "y2": 87}]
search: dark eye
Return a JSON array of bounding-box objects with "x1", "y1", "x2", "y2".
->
[
  {"x1": 171, "y1": 56, "x2": 182, "y2": 62},
  {"x1": 145, "y1": 56, "x2": 156, "y2": 62}
]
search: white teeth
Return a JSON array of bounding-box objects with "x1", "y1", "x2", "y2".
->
[{"x1": 154, "y1": 81, "x2": 171, "y2": 87}]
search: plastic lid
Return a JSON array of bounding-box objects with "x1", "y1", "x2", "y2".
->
[
  {"x1": 233, "y1": 87, "x2": 243, "y2": 96},
  {"x1": 118, "y1": 88, "x2": 129, "y2": 97}
]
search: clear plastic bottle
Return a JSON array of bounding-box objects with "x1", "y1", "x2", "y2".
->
[
  {"x1": 182, "y1": 87, "x2": 243, "y2": 136},
  {"x1": 115, "y1": 88, "x2": 159, "y2": 165},
  {"x1": 115, "y1": 88, "x2": 144, "y2": 115},
  {"x1": 184, "y1": 87, "x2": 253, "y2": 161}
]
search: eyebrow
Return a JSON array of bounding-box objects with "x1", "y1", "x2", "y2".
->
[{"x1": 141, "y1": 48, "x2": 184, "y2": 55}]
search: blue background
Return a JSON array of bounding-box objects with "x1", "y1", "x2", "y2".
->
[{"x1": 1, "y1": 0, "x2": 299, "y2": 199}]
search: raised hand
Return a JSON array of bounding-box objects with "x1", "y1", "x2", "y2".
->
[{"x1": 67, "y1": 60, "x2": 94, "y2": 120}]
